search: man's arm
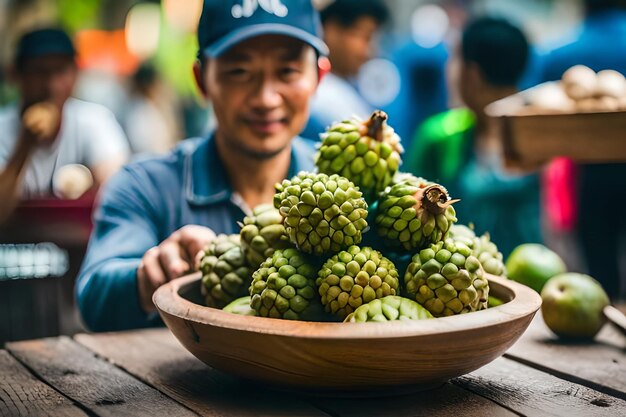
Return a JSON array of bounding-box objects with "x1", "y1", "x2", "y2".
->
[
  {"x1": 76, "y1": 165, "x2": 215, "y2": 332},
  {"x1": 0, "y1": 102, "x2": 59, "y2": 223},
  {"x1": 76, "y1": 166, "x2": 162, "y2": 331},
  {"x1": 0, "y1": 136, "x2": 32, "y2": 223}
]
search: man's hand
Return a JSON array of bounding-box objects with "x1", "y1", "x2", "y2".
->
[
  {"x1": 22, "y1": 102, "x2": 60, "y2": 144},
  {"x1": 137, "y1": 225, "x2": 216, "y2": 313}
]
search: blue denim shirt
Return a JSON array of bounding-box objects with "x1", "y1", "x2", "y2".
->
[{"x1": 76, "y1": 134, "x2": 316, "y2": 331}]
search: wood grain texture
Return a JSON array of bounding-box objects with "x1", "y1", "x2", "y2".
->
[
  {"x1": 456, "y1": 357, "x2": 626, "y2": 417},
  {"x1": 0, "y1": 350, "x2": 86, "y2": 417},
  {"x1": 506, "y1": 313, "x2": 626, "y2": 399},
  {"x1": 6, "y1": 337, "x2": 198, "y2": 417},
  {"x1": 75, "y1": 329, "x2": 329, "y2": 417},
  {"x1": 152, "y1": 273, "x2": 540, "y2": 391},
  {"x1": 312, "y1": 382, "x2": 515, "y2": 417}
]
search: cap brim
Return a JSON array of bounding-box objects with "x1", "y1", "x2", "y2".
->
[
  {"x1": 18, "y1": 44, "x2": 75, "y2": 61},
  {"x1": 202, "y1": 23, "x2": 329, "y2": 57}
]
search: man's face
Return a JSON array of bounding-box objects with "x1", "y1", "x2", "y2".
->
[
  {"x1": 325, "y1": 16, "x2": 379, "y2": 77},
  {"x1": 17, "y1": 55, "x2": 77, "y2": 110},
  {"x1": 203, "y1": 35, "x2": 318, "y2": 159}
]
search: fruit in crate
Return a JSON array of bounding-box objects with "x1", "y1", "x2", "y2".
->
[
  {"x1": 375, "y1": 174, "x2": 459, "y2": 250},
  {"x1": 316, "y1": 110, "x2": 403, "y2": 202},
  {"x1": 541, "y1": 273, "x2": 609, "y2": 339},
  {"x1": 317, "y1": 246, "x2": 400, "y2": 320},
  {"x1": 200, "y1": 234, "x2": 252, "y2": 308},
  {"x1": 240, "y1": 204, "x2": 291, "y2": 269},
  {"x1": 404, "y1": 238, "x2": 489, "y2": 317},
  {"x1": 223, "y1": 296, "x2": 256, "y2": 316},
  {"x1": 596, "y1": 69, "x2": 626, "y2": 98},
  {"x1": 562, "y1": 65, "x2": 598, "y2": 100},
  {"x1": 505, "y1": 243, "x2": 566, "y2": 293},
  {"x1": 344, "y1": 296, "x2": 433, "y2": 322},
  {"x1": 249, "y1": 248, "x2": 322, "y2": 320},
  {"x1": 274, "y1": 172, "x2": 368, "y2": 255},
  {"x1": 530, "y1": 65, "x2": 626, "y2": 112}
]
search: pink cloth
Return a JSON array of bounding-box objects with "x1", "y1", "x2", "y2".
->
[{"x1": 543, "y1": 157, "x2": 577, "y2": 232}]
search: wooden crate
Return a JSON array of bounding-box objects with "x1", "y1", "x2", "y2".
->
[{"x1": 486, "y1": 85, "x2": 626, "y2": 165}]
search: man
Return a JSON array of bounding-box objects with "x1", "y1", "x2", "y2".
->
[
  {"x1": 406, "y1": 17, "x2": 541, "y2": 257},
  {"x1": 301, "y1": 0, "x2": 389, "y2": 139},
  {"x1": 0, "y1": 28, "x2": 129, "y2": 222},
  {"x1": 537, "y1": 0, "x2": 626, "y2": 298},
  {"x1": 76, "y1": 0, "x2": 329, "y2": 331}
]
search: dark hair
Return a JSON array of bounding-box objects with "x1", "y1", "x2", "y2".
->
[
  {"x1": 320, "y1": 0, "x2": 390, "y2": 27},
  {"x1": 132, "y1": 64, "x2": 158, "y2": 95},
  {"x1": 584, "y1": 0, "x2": 626, "y2": 12},
  {"x1": 461, "y1": 17, "x2": 529, "y2": 86}
]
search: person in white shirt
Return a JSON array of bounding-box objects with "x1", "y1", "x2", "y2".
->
[{"x1": 0, "y1": 28, "x2": 129, "y2": 222}]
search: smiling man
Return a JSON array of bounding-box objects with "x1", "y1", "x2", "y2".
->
[{"x1": 76, "y1": 0, "x2": 329, "y2": 331}]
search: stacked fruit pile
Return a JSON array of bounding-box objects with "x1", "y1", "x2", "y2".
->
[
  {"x1": 198, "y1": 111, "x2": 508, "y2": 323},
  {"x1": 530, "y1": 65, "x2": 626, "y2": 112}
]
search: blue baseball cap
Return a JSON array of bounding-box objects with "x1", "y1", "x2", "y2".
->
[
  {"x1": 198, "y1": 0, "x2": 328, "y2": 58},
  {"x1": 15, "y1": 28, "x2": 76, "y2": 67}
]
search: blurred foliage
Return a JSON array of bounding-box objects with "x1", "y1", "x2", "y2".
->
[
  {"x1": 154, "y1": 15, "x2": 200, "y2": 100},
  {"x1": 58, "y1": 0, "x2": 101, "y2": 33}
]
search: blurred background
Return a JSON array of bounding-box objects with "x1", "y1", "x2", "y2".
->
[
  {"x1": 0, "y1": 0, "x2": 584, "y2": 138},
  {"x1": 1, "y1": 0, "x2": 624, "y2": 343}
]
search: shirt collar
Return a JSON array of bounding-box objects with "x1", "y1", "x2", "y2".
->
[{"x1": 184, "y1": 133, "x2": 315, "y2": 206}]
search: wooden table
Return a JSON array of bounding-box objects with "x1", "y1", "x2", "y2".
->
[{"x1": 1, "y1": 313, "x2": 624, "y2": 417}]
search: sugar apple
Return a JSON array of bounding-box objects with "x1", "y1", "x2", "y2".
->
[
  {"x1": 240, "y1": 203, "x2": 291, "y2": 269},
  {"x1": 375, "y1": 174, "x2": 458, "y2": 250},
  {"x1": 200, "y1": 234, "x2": 251, "y2": 308},
  {"x1": 316, "y1": 110, "x2": 403, "y2": 202},
  {"x1": 449, "y1": 224, "x2": 506, "y2": 276},
  {"x1": 344, "y1": 296, "x2": 433, "y2": 322},
  {"x1": 223, "y1": 296, "x2": 256, "y2": 316},
  {"x1": 249, "y1": 248, "x2": 322, "y2": 320},
  {"x1": 317, "y1": 246, "x2": 400, "y2": 320},
  {"x1": 404, "y1": 238, "x2": 489, "y2": 317},
  {"x1": 274, "y1": 172, "x2": 368, "y2": 255}
]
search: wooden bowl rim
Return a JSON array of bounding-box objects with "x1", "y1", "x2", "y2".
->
[{"x1": 154, "y1": 272, "x2": 541, "y2": 340}]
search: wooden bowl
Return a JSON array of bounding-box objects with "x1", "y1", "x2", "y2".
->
[{"x1": 154, "y1": 273, "x2": 541, "y2": 393}]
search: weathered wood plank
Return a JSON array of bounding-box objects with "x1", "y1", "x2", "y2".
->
[
  {"x1": 456, "y1": 356, "x2": 626, "y2": 417},
  {"x1": 0, "y1": 350, "x2": 87, "y2": 417},
  {"x1": 6, "y1": 337, "x2": 198, "y2": 417},
  {"x1": 75, "y1": 329, "x2": 329, "y2": 417},
  {"x1": 506, "y1": 314, "x2": 626, "y2": 399},
  {"x1": 311, "y1": 382, "x2": 516, "y2": 417}
]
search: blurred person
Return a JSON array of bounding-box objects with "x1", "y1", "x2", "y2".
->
[
  {"x1": 406, "y1": 17, "x2": 541, "y2": 257},
  {"x1": 0, "y1": 28, "x2": 129, "y2": 222},
  {"x1": 300, "y1": 0, "x2": 389, "y2": 139},
  {"x1": 537, "y1": 0, "x2": 626, "y2": 298},
  {"x1": 76, "y1": 0, "x2": 329, "y2": 331},
  {"x1": 123, "y1": 64, "x2": 180, "y2": 156},
  {"x1": 382, "y1": 1, "x2": 468, "y2": 146},
  {"x1": 380, "y1": 38, "x2": 448, "y2": 148}
]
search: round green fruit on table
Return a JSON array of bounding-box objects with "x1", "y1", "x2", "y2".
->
[
  {"x1": 505, "y1": 243, "x2": 566, "y2": 293},
  {"x1": 541, "y1": 273, "x2": 609, "y2": 339}
]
